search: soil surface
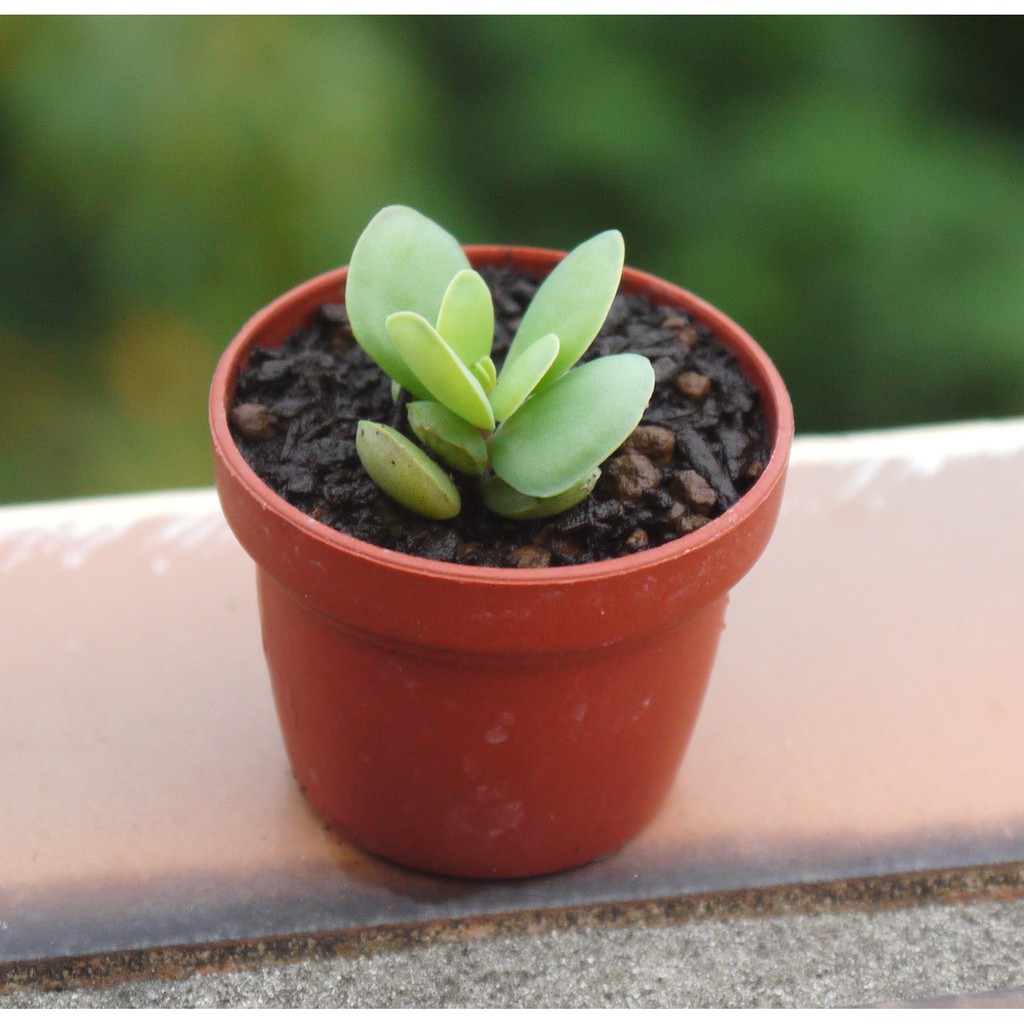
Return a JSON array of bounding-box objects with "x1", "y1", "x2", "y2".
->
[{"x1": 230, "y1": 264, "x2": 770, "y2": 568}]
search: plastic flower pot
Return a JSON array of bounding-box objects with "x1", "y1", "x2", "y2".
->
[{"x1": 210, "y1": 245, "x2": 794, "y2": 879}]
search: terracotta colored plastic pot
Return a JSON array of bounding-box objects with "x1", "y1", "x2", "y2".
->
[{"x1": 210, "y1": 246, "x2": 793, "y2": 879}]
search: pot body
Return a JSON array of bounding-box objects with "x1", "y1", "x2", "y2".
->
[
  {"x1": 211, "y1": 246, "x2": 794, "y2": 878},
  {"x1": 259, "y1": 569, "x2": 727, "y2": 878}
]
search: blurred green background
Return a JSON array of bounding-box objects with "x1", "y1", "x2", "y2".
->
[{"x1": 1, "y1": 15, "x2": 1022, "y2": 503}]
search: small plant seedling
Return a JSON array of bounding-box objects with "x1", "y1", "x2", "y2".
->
[{"x1": 346, "y1": 205, "x2": 655, "y2": 521}]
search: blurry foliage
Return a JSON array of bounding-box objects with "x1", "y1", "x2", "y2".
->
[{"x1": 1, "y1": 15, "x2": 1022, "y2": 502}]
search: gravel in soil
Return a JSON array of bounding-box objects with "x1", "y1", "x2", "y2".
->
[{"x1": 230, "y1": 264, "x2": 770, "y2": 568}]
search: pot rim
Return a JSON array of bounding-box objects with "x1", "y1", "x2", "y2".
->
[{"x1": 210, "y1": 244, "x2": 794, "y2": 587}]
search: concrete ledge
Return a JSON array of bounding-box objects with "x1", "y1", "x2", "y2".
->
[{"x1": 3, "y1": 419, "x2": 1024, "y2": 1005}]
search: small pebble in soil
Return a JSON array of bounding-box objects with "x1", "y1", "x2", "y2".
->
[
  {"x1": 670, "y1": 509, "x2": 712, "y2": 536},
  {"x1": 660, "y1": 315, "x2": 700, "y2": 347},
  {"x1": 624, "y1": 528, "x2": 650, "y2": 553},
  {"x1": 622, "y1": 424, "x2": 676, "y2": 467},
  {"x1": 670, "y1": 470, "x2": 718, "y2": 514},
  {"x1": 602, "y1": 452, "x2": 662, "y2": 503},
  {"x1": 231, "y1": 403, "x2": 279, "y2": 441},
  {"x1": 512, "y1": 545, "x2": 551, "y2": 569},
  {"x1": 744, "y1": 459, "x2": 766, "y2": 482},
  {"x1": 674, "y1": 371, "x2": 712, "y2": 402}
]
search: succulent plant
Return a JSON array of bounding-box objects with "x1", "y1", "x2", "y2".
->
[{"x1": 346, "y1": 205, "x2": 655, "y2": 521}]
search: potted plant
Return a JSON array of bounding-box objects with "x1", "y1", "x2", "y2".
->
[{"x1": 210, "y1": 205, "x2": 793, "y2": 879}]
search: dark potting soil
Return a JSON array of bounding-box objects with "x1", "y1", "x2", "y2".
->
[{"x1": 230, "y1": 264, "x2": 771, "y2": 568}]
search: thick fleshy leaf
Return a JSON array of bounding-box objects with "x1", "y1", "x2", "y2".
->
[
  {"x1": 471, "y1": 356, "x2": 497, "y2": 393},
  {"x1": 479, "y1": 468, "x2": 600, "y2": 521},
  {"x1": 356, "y1": 420, "x2": 460, "y2": 520},
  {"x1": 407, "y1": 401, "x2": 488, "y2": 476},
  {"x1": 435, "y1": 269, "x2": 494, "y2": 367},
  {"x1": 504, "y1": 229, "x2": 624, "y2": 388},
  {"x1": 386, "y1": 311, "x2": 496, "y2": 431},
  {"x1": 346, "y1": 206, "x2": 470, "y2": 396},
  {"x1": 489, "y1": 332, "x2": 560, "y2": 423},
  {"x1": 490, "y1": 353, "x2": 655, "y2": 497}
]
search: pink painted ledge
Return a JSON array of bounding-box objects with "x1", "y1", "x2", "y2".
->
[{"x1": 2, "y1": 418, "x2": 1024, "y2": 965}]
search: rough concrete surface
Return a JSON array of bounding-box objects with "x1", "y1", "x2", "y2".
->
[{"x1": 4, "y1": 899, "x2": 1024, "y2": 1008}]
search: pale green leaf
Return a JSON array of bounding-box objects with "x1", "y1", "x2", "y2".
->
[
  {"x1": 479, "y1": 469, "x2": 600, "y2": 521},
  {"x1": 435, "y1": 269, "x2": 494, "y2": 367},
  {"x1": 346, "y1": 206, "x2": 470, "y2": 397},
  {"x1": 490, "y1": 332, "x2": 560, "y2": 422},
  {"x1": 504, "y1": 229, "x2": 624, "y2": 388},
  {"x1": 490, "y1": 353, "x2": 655, "y2": 497},
  {"x1": 407, "y1": 401, "x2": 488, "y2": 476},
  {"x1": 471, "y1": 356, "x2": 497, "y2": 393},
  {"x1": 356, "y1": 420, "x2": 460, "y2": 520},
  {"x1": 386, "y1": 312, "x2": 496, "y2": 431}
]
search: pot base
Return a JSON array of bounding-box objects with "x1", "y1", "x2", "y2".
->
[{"x1": 312, "y1": 803, "x2": 637, "y2": 881}]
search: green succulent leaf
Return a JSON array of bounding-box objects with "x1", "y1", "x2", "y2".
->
[
  {"x1": 490, "y1": 353, "x2": 655, "y2": 497},
  {"x1": 435, "y1": 268, "x2": 494, "y2": 367},
  {"x1": 407, "y1": 400, "x2": 488, "y2": 476},
  {"x1": 346, "y1": 205, "x2": 470, "y2": 397},
  {"x1": 489, "y1": 332, "x2": 560, "y2": 423},
  {"x1": 504, "y1": 229, "x2": 624, "y2": 389},
  {"x1": 471, "y1": 356, "x2": 497, "y2": 393},
  {"x1": 479, "y1": 468, "x2": 600, "y2": 521},
  {"x1": 386, "y1": 311, "x2": 496, "y2": 431},
  {"x1": 356, "y1": 420, "x2": 460, "y2": 520}
]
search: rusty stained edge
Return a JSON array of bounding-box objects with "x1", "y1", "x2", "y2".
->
[{"x1": 3, "y1": 860, "x2": 1024, "y2": 996}]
